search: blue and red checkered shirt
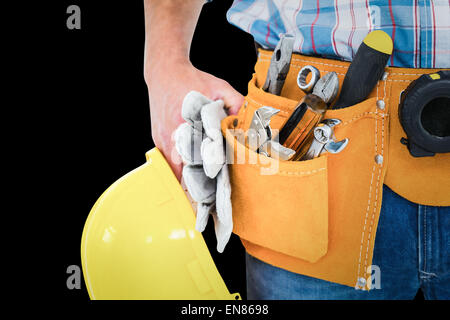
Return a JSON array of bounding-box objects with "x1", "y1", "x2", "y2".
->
[{"x1": 222, "y1": 0, "x2": 450, "y2": 68}]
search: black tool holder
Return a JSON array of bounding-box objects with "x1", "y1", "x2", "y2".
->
[{"x1": 399, "y1": 70, "x2": 450, "y2": 157}]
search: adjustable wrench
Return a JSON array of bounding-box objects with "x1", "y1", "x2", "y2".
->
[{"x1": 248, "y1": 106, "x2": 295, "y2": 160}]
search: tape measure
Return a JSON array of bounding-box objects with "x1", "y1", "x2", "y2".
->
[{"x1": 399, "y1": 70, "x2": 450, "y2": 157}]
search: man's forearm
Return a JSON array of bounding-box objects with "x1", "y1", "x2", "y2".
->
[{"x1": 143, "y1": 0, "x2": 205, "y2": 85}]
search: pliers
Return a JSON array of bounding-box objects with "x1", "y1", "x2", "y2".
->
[{"x1": 262, "y1": 34, "x2": 295, "y2": 95}]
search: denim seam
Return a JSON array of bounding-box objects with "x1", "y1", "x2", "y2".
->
[
  {"x1": 424, "y1": 205, "x2": 427, "y2": 273},
  {"x1": 418, "y1": 204, "x2": 423, "y2": 279},
  {"x1": 419, "y1": 205, "x2": 438, "y2": 283}
]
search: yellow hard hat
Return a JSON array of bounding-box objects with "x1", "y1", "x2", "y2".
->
[{"x1": 81, "y1": 148, "x2": 240, "y2": 300}]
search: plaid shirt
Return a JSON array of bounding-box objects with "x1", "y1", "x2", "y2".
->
[{"x1": 224, "y1": 0, "x2": 450, "y2": 68}]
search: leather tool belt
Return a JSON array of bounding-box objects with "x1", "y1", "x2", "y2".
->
[{"x1": 221, "y1": 49, "x2": 450, "y2": 289}]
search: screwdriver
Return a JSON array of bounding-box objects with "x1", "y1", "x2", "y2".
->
[{"x1": 333, "y1": 30, "x2": 393, "y2": 109}]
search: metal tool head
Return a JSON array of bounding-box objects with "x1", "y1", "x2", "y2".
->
[
  {"x1": 262, "y1": 33, "x2": 295, "y2": 95},
  {"x1": 248, "y1": 106, "x2": 280, "y2": 151},
  {"x1": 297, "y1": 65, "x2": 321, "y2": 93},
  {"x1": 301, "y1": 124, "x2": 332, "y2": 160},
  {"x1": 313, "y1": 123, "x2": 333, "y2": 144},
  {"x1": 248, "y1": 106, "x2": 296, "y2": 159},
  {"x1": 252, "y1": 106, "x2": 280, "y2": 130},
  {"x1": 301, "y1": 118, "x2": 348, "y2": 160},
  {"x1": 260, "y1": 140, "x2": 296, "y2": 161},
  {"x1": 312, "y1": 71, "x2": 340, "y2": 104},
  {"x1": 321, "y1": 118, "x2": 341, "y2": 128},
  {"x1": 323, "y1": 138, "x2": 349, "y2": 154}
]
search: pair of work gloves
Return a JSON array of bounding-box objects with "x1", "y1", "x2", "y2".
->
[{"x1": 174, "y1": 91, "x2": 232, "y2": 253}]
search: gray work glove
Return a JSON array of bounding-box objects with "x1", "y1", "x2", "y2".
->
[{"x1": 174, "y1": 91, "x2": 232, "y2": 253}]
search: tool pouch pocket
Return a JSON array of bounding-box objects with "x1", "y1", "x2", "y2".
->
[
  {"x1": 222, "y1": 73, "x2": 388, "y2": 275},
  {"x1": 222, "y1": 116, "x2": 328, "y2": 262},
  {"x1": 221, "y1": 86, "x2": 329, "y2": 262}
]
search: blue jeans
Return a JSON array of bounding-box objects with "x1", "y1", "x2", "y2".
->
[{"x1": 246, "y1": 185, "x2": 450, "y2": 300}]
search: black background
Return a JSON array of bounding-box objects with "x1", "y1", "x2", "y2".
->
[{"x1": 51, "y1": 0, "x2": 255, "y2": 301}]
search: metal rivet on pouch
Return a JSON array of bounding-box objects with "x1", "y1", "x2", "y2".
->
[
  {"x1": 357, "y1": 277, "x2": 366, "y2": 287},
  {"x1": 375, "y1": 154, "x2": 383, "y2": 164},
  {"x1": 233, "y1": 119, "x2": 238, "y2": 127},
  {"x1": 376, "y1": 100, "x2": 385, "y2": 110},
  {"x1": 381, "y1": 72, "x2": 388, "y2": 81}
]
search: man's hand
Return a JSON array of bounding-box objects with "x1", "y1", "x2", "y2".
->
[
  {"x1": 144, "y1": 0, "x2": 243, "y2": 180},
  {"x1": 146, "y1": 59, "x2": 243, "y2": 180}
]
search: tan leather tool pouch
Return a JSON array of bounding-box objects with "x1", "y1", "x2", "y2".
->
[{"x1": 221, "y1": 49, "x2": 449, "y2": 288}]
